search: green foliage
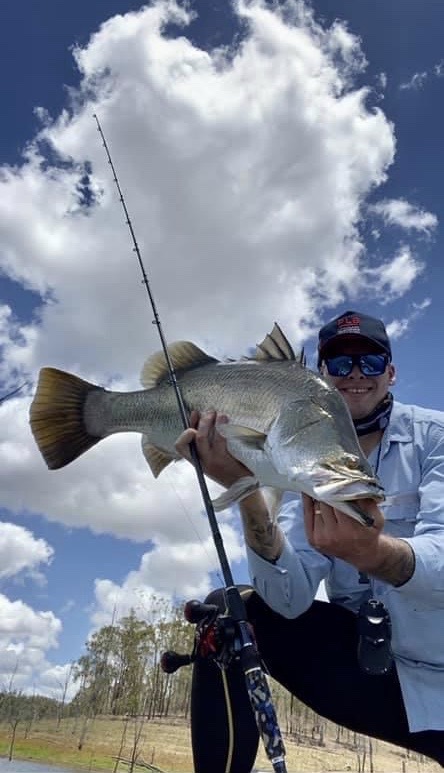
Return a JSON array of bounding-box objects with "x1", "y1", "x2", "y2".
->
[
  {"x1": 0, "y1": 690, "x2": 61, "y2": 722},
  {"x1": 71, "y1": 597, "x2": 195, "y2": 718}
]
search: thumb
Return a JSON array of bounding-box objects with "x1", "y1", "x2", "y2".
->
[{"x1": 174, "y1": 427, "x2": 198, "y2": 461}]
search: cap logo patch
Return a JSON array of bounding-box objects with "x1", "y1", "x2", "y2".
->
[{"x1": 337, "y1": 315, "x2": 361, "y2": 335}]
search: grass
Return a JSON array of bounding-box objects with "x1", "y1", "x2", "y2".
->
[{"x1": 0, "y1": 715, "x2": 441, "y2": 773}]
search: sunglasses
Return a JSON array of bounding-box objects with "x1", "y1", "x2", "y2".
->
[{"x1": 324, "y1": 353, "x2": 389, "y2": 378}]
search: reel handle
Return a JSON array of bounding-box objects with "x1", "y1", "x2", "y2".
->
[
  {"x1": 160, "y1": 650, "x2": 192, "y2": 674},
  {"x1": 184, "y1": 599, "x2": 218, "y2": 624}
]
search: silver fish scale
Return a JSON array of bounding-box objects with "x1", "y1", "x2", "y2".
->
[
  {"x1": 29, "y1": 325, "x2": 384, "y2": 519},
  {"x1": 84, "y1": 359, "x2": 374, "y2": 485},
  {"x1": 86, "y1": 360, "x2": 317, "y2": 440}
]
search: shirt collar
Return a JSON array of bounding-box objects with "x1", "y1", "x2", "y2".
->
[{"x1": 383, "y1": 401, "x2": 413, "y2": 443}]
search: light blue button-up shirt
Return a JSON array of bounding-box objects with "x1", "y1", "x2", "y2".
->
[{"x1": 246, "y1": 400, "x2": 444, "y2": 733}]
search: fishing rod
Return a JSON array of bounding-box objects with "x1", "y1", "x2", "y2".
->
[
  {"x1": 0, "y1": 382, "x2": 30, "y2": 404},
  {"x1": 93, "y1": 113, "x2": 288, "y2": 772}
]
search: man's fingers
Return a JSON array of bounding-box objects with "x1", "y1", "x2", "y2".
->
[
  {"x1": 302, "y1": 495, "x2": 341, "y2": 544},
  {"x1": 318, "y1": 502, "x2": 338, "y2": 523},
  {"x1": 302, "y1": 494, "x2": 316, "y2": 535},
  {"x1": 189, "y1": 410, "x2": 200, "y2": 429},
  {"x1": 334, "y1": 498, "x2": 384, "y2": 529},
  {"x1": 174, "y1": 427, "x2": 198, "y2": 461},
  {"x1": 175, "y1": 411, "x2": 233, "y2": 474},
  {"x1": 302, "y1": 495, "x2": 327, "y2": 519},
  {"x1": 195, "y1": 410, "x2": 217, "y2": 444},
  {"x1": 175, "y1": 411, "x2": 220, "y2": 459},
  {"x1": 353, "y1": 498, "x2": 385, "y2": 529}
]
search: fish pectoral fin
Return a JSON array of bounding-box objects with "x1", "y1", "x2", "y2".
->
[
  {"x1": 261, "y1": 486, "x2": 285, "y2": 518},
  {"x1": 141, "y1": 342, "x2": 219, "y2": 388},
  {"x1": 217, "y1": 424, "x2": 267, "y2": 450},
  {"x1": 141, "y1": 436, "x2": 180, "y2": 478},
  {"x1": 212, "y1": 476, "x2": 260, "y2": 511}
]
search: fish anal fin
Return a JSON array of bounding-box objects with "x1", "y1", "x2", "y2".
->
[
  {"x1": 141, "y1": 436, "x2": 179, "y2": 477},
  {"x1": 212, "y1": 476, "x2": 260, "y2": 511},
  {"x1": 217, "y1": 423, "x2": 267, "y2": 450},
  {"x1": 141, "y1": 341, "x2": 219, "y2": 389}
]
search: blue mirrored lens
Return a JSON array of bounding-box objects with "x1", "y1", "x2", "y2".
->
[
  {"x1": 325, "y1": 354, "x2": 388, "y2": 377},
  {"x1": 360, "y1": 354, "x2": 388, "y2": 375},
  {"x1": 325, "y1": 356, "x2": 354, "y2": 376}
]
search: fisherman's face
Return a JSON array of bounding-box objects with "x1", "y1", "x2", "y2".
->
[{"x1": 320, "y1": 338, "x2": 396, "y2": 420}]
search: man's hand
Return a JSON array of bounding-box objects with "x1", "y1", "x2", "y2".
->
[
  {"x1": 174, "y1": 410, "x2": 252, "y2": 488},
  {"x1": 302, "y1": 495, "x2": 384, "y2": 566},
  {"x1": 175, "y1": 410, "x2": 283, "y2": 561},
  {"x1": 302, "y1": 495, "x2": 415, "y2": 586}
]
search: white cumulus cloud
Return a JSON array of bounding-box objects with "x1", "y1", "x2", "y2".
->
[
  {"x1": 0, "y1": 522, "x2": 53, "y2": 581},
  {"x1": 370, "y1": 198, "x2": 438, "y2": 234},
  {"x1": 0, "y1": 594, "x2": 62, "y2": 693},
  {"x1": 0, "y1": 0, "x2": 434, "y2": 695},
  {"x1": 386, "y1": 298, "x2": 431, "y2": 341},
  {"x1": 0, "y1": 0, "x2": 402, "y2": 555},
  {"x1": 90, "y1": 522, "x2": 244, "y2": 628},
  {"x1": 399, "y1": 71, "x2": 428, "y2": 90},
  {"x1": 365, "y1": 246, "x2": 424, "y2": 302}
]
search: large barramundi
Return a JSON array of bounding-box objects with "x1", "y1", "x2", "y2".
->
[{"x1": 29, "y1": 324, "x2": 384, "y2": 525}]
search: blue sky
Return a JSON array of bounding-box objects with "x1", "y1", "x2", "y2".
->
[{"x1": 0, "y1": 0, "x2": 443, "y2": 697}]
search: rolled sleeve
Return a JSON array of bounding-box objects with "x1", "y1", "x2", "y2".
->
[
  {"x1": 246, "y1": 498, "x2": 331, "y2": 618},
  {"x1": 397, "y1": 532, "x2": 444, "y2": 605},
  {"x1": 396, "y1": 420, "x2": 444, "y2": 602}
]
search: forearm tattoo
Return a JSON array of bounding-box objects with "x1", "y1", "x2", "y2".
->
[
  {"x1": 239, "y1": 492, "x2": 284, "y2": 562},
  {"x1": 365, "y1": 536, "x2": 416, "y2": 587}
]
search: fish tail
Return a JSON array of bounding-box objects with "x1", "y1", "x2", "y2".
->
[{"x1": 30, "y1": 367, "x2": 102, "y2": 469}]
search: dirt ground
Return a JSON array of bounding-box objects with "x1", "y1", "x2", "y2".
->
[{"x1": 1, "y1": 715, "x2": 442, "y2": 773}]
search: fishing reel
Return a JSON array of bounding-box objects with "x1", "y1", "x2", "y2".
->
[
  {"x1": 160, "y1": 599, "x2": 243, "y2": 674},
  {"x1": 357, "y1": 598, "x2": 393, "y2": 676}
]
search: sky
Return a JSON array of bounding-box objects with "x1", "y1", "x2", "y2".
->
[{"x1": 0, "y1": 0, "x2": 443, "y2": 700}]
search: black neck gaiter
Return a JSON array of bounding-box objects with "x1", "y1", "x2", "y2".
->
[{"x1": 353, "y1": 393, "x2": 394, "y2": 437}]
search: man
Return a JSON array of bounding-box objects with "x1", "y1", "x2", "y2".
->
[{"x1": 175, "y1": 310, "x2": 444, "y2": 772}]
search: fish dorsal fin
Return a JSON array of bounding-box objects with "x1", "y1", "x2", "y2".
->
[
  {"x1": 141, "y1": 341, "x2": 219, "y2": 389},
  {"x1": 255, "y1": 323, "x2": 297, "y2": 361}
]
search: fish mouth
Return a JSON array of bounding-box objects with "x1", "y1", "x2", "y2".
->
[
  {"x1": 292, "y1": 466, "x2": 385, "y2": 502},
  {"x1": 314, "y1": 480, "x2": 385, "y2": 502}
]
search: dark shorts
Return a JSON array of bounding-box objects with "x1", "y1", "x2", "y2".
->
[{"x1": 190, "y1": 587, "x2": 444, "y2": 772}]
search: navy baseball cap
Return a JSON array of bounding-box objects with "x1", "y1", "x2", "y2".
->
[{"x1": 317, "y1": 310, "x2": 392, "y2": 367}]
